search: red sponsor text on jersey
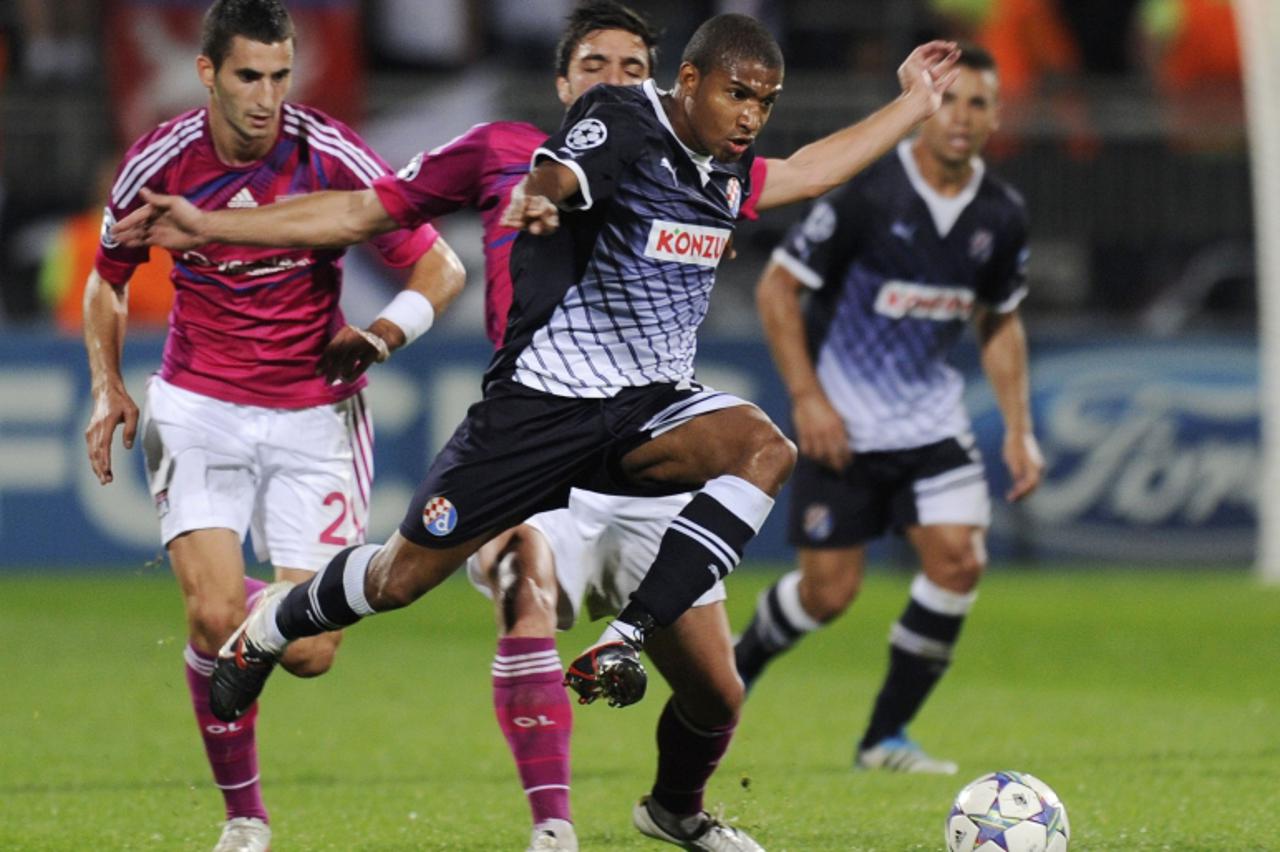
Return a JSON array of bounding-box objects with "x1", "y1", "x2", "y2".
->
[
  {"x1": 643, "y1": 219, "x2": 732, "y2": 268},
  {"x1": 874, "y1": 280, "x2": 975, "y2": 321}
]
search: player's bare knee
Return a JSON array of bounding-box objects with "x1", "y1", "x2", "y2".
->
[
  {"x1": 812, "y1": 583, "x2": 857, "y2": 623},
  {"x1": 930, "y1": 552, "x2": 985, "y2": 593},
  {"x1": 495, "y1": 527, "x2": 559, "y2": 634},
  {"x1": 500, "y1": 567, "x2": 558, "y2": 635},
  {"x1": 675, "y1": 683, "x2": 742, "y2": 728},
  {"x1": 187, "y1": 599, "x2": 242, "y2": 649},
  {"x1": 800, "y1": 571, "x2": 860, "y2": 622},
  {"x1": 764, "y1": 430, "x2": 798, "y2": 480},
  {"x1": 515, "y1": 572, "x2": 557, "y2": 616},
  {"x1": 506, "y1": 526, "x2": 557, "y2": 593},
  {"x1": 718, "y1": 677, "x2": 746, "y2": 719},
  {"x1": 738, "y1": 420, "x2": 796, "y2": 491}
]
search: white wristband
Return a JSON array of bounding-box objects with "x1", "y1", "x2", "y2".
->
[{"x1": 375, "y1": 290, "x2": 435, "y2": 346}]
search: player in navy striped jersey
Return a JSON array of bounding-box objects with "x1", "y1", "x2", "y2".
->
[
  {"x1": 733, "y1": 45, "x2": 1043, "y2": 775},
  {"x1": 196, "y1": 15, "x2": 957, "y2": 708},
  {"x1": 116, "y1": 13, "x2": 961, "y2": 832}
]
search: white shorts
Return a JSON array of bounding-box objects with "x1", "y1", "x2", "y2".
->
[
  {"x1": 140, "y1": 376, "x2": 373, "y2": 572},
  {"x1": 467, "y1": 489, "x2": 727, "y2": 630}
]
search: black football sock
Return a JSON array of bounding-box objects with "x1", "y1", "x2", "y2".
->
[
  {"x1": 275, "y1": 544, "x2": 380, "y2": 639},
  {"x1": 859, "y1": 574, "x2": 975, "y2": 750},
  {"x1": 623, "y1": 475, "x2": 774, "y2": 635},
  {"x1": 733, "y1": 570, "x2": 821, "y2": 689}
]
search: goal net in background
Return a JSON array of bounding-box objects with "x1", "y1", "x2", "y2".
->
[{"x1": 1236, "y1": 0, "x2": 1280, "y2": 583}]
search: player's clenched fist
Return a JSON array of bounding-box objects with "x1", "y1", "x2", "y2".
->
[{"x1": 500, "y1": 177, "x2": 560, "y2": 235}]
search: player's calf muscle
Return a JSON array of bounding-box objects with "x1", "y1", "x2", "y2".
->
[
  {"x1": 363, "y1": 536, "x2": 477, "y2": 610},
  {"x1": 280, "y1": 632, "x2": 342, "y2": 677}
]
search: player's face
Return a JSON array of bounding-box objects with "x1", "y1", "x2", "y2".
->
[
  {"x1": 556, "y1": 28, "x2": 651, "y2": 106},
  {"x1": 199, "y1": 35, "x2": 294, "y2": 148},
  {"x1": 919, "y1": 66, "x2": 999, "y2": 166},
  {"x1": 676, "y1": 59, "x2": 782, "y2": 162}
]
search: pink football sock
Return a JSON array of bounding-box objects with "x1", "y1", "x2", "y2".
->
[
  {"x1": 244, "y1": 575, "x2": 268, "y2": 609},
  {"x1": 492, "y1": 636, "x2": 573, "y2": 826},
  {"x1": 184, "y1": 644, "x2": 268, "y2": 822}
]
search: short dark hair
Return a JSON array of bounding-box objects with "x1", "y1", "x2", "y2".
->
[
  {"x1": 956, "y1": 42, "x2": 996, "y2": 73},
  {"x1": 201, "y1": 0, "x2": 295, "y2": 70},
  {"x1": 681, "y1": 13, "x2": 783, "y2": 76},
  {"x1": 554, "y1": 1, "x2": 660, "y2": 78}
]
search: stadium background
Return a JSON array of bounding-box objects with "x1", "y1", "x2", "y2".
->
[{"x1": 0, "y1": 0, "x2": 1260, "y2": 569}]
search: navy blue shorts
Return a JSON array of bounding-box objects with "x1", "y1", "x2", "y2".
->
[
  {"x1": 787, "y1": 436, "x2": 989, "y2": 548},
  {"x1": 399, "y1": 379, "x2": 749, "y2": 548}
]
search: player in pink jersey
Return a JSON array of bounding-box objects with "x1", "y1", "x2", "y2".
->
[{"x1": 83, "y1": 3, "x2": 464, "y2": 851}]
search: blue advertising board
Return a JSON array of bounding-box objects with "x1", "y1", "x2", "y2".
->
[
  {"x1": 967, "y1": 336, "x2": 1258, "y2": 563},
  {"x1": 0, "y1": 331, "x2": 1258, "y2": 569},
  {"x1": 0, "y1": 332, "x2": 788, "y2": 569}
]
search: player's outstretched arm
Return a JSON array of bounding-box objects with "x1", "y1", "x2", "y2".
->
[
  {"x1": 499, "y1": 161, "x2": 581, "y2": 236},
  {"x1": 83, "y1": 270, "x2": 139, "y2": 485},
  {"x1": 112, "y1": 187, "x2": 399, "y2": 251},
  {"x1": 757, "y1": 260, "x2": 851, "y2": 471},
  {"x1": 975, "y1": 306, "x2": 1043, "y2": 502},
  {"x1": 317, "y1": 237, "x2": 467, "y2": 383},
  {"x1": 756, "y1": 40, "x2": 961, "y2": 211}
]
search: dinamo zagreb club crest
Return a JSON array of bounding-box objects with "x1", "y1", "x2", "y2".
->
[
  {"x1": 422, "y1": 496, "x2": 458, "y2": 536},
  {"x1": 803, "y1": 503, "x2": 833, "y2": 542},
  {"x1": 725, "y1": 177, "x2": 742, "y2": 218}
]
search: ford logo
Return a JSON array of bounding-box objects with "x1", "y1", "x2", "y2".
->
[{"x1": 964, "y1": 340, "x2": 1258, "y2": 562}]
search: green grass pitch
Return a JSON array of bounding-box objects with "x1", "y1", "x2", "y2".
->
[{"x1": 2, "y1": 565, "x2": 1278, "y2": 850}]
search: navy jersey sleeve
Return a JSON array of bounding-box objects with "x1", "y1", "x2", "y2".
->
[
  {"x1": 977, "y1": 190, "x2": 1030, "y2": 312},
  {"x1": 532, "y1": 88, "x2": 648, "y2": 210},
  {"x1": 772, "y1": 178, "x2": 870, "y2": 291}
]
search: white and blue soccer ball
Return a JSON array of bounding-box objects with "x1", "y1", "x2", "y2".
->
[{"x1": 945, "y1": 770, "x2": 1070, "y2": 852}]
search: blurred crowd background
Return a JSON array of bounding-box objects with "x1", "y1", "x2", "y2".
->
[
  {"x1": 0, "y1": 0, "x2": 1259, "y2": 568},
  {"x1": 0, "y1": 0, "x2": 1252, "y2": 336}
]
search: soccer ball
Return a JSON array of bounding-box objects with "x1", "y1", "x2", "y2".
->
[{"x1": 945, "y1": 770, "x2": 1070, "y2": 852}]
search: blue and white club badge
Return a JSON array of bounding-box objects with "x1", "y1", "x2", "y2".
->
[
  {"x1": 803, "y1": 503, "x2": 834, "y2": 542},
  {"x1": 422, "y1": 495, "x2": 458, "y2": 537},
  {"x1": 565, "y1": 118, "x2": 608, "y2": 151},
  {"x1": 969, "y1": 228, "x2": 994, "y2": 264}
]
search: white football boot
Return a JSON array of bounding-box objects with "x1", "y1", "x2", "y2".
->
[
  {"x1": 527, "y1": 818, "x2": 578, "y2": 851},
  {"x1": 633, "y1": 796, "x2": 764, "y2": 851},
  {"x1": 212, "y1": 817, "x2": 271, "y2": 852},
  {"x1": 855, "y1": 734, "x2": 958, "y2": 775}
]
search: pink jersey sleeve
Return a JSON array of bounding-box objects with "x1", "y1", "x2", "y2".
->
[
  {"x1": 372, "y1": 121, "x2": 544, "y2": 346},
  {"x1": 94, "y1": 112, "x2": 204, "y2": 285},
  {"x1": 288, "y1": 105, "x2": 438, "y2": 267},
  {"x1": 739, "y1": 155, "x2": 769, "y2": 222},
  {"x1": 371, "y1": 123, "x2": 496, "y2": 229}
]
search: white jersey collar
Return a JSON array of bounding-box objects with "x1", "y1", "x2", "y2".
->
[
  {"x1": 644, "y1": 79, "x2": 714, "y2": 186},
  {"x1": 896, "y1": 139, "x2": 984, "y2": 238}
]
